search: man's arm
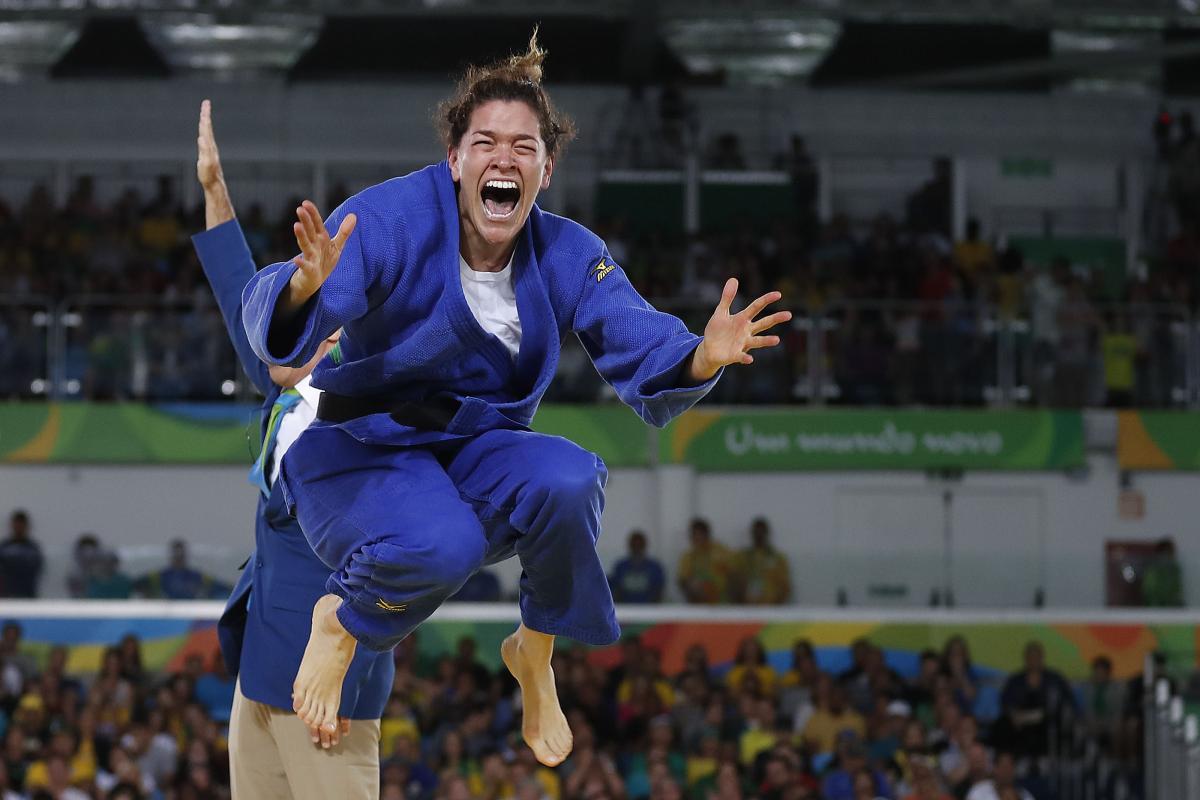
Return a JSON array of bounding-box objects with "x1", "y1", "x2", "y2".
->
[{"x1": 190, "y1": 100, "x2": 273, "y2": 397}]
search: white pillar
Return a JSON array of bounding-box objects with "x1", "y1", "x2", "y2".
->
[
  {"x1": 652, "y1": 464, "x2": 697, "y2": 602},
  {"x1": 953, "y1": 155, "x2": 968, "y2": 241}
]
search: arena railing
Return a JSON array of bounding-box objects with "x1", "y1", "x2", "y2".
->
[
  {"x1": 3, "y1": 294, "x2": 1199, "y2": 408},
  {"x1": 1144, "y1": 651, "x2": 1200, "y2": 800},
  {"x1": 0, "y1": 294, "x2": 53, "y2": 398}
]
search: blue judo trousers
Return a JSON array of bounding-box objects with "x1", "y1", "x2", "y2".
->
[{"x1": 242, "y1": 161, "x2": 721, "y2": 653}]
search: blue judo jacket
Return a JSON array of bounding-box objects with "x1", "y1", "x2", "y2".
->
[
  {"x1": 241, "y1": 160, "x2": 721, "y2": 459},
  {"x1": 192, "y1": 221, "x2": 394, "y2": 719}
]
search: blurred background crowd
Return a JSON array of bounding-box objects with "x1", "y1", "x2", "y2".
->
[{"x1": 0, "y1": 618, "x2": 1175, "y2": 800}]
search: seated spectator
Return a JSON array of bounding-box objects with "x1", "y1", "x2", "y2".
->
[
  {"x1": 1101, "y1": 311, "x2": 1136, "y2": 407},
  {"x1": 382, "y1": 734, "x2": 437, "y2": 799},
  {"x1": 821, "y1": 734, "x2": 890, "y2": 800},
  {"x1": 677, "y1": 519, "x2": 735, "y2": 604},
  {"x1": 0, "y1": 510, "x2": 44, "y2": 598},
  {"x1": 734, "y1": 518, "x2": 791, "y2": 605},
  {"x1": 24, "y1": 730, "x2": 95, "y2": 792},
  {"x1": 939, "y1": 636, "x2": 979, "y2": 715},
  {"x1": 905, "y1": 651, "x2": 942, "y2": 724},
  {"x1": 964, "y1": 751, "x2": 1032, "y2": 800},
  {"x1": 610, "y1": 530, "x2": 666, "y2": 604},
  {"x1": 0, "y1": 761, "x2": 20, "y2": 800},
  {"x1": 1080, "y1": 655, "x2": 1122, "y2": 750},
  {"x1": 193, "y1": 652, "x2": 235, "y2": 724},
  {"x1": 33, "y1": 754, "x2": 89, "y2": 800},
  {"x1": 726, "y1": 637, "x2": 777, "y2": 697},
  {"x1": 801, "y1": 675, "x2": 866, "y2": 756},
  {"x1": 450, "y1": 568, "x2": 503, "y2": 602},
  {"x1": 1142, "y1": 538, "x2": 1183, "y2": 606},
  {"x1": 66, "y1": 534, "x2": 105, "y2": 598},
  {"x1": 995, "y1": 642, "x2": 1075, "y2": 759},
  {"x1": 85, "y1": 551, "x2": 134, "y2": 599},
  {"x1": 136, "y1": 540, "x2": 229, "y2": 600},
  {"x1": 738, "y1": 698, "x2": 780, "y2": 767},
  {"x1": 779, "y1": 639, "x2": 819, "y2": 724},
  {"x1": 676, "y1": 643, "x2": 714, "y2": 691},
  {"x1": 953, "y1": 218, "x2": 994, "y2": 279},
  {"x1": 903, "y1": 756, "x2": 953, "y2": 800},
  {"x1": 0, "y1": 622, "x2": 37, "y2": 689}
]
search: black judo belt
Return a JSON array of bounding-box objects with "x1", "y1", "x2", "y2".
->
[{"x1": 316, "y1": 392, "x2": 461, "y2": 431}]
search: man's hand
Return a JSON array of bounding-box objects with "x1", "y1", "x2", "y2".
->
[
  {"x1": 197, "y1": 99, "x2": 234, "y2": 229},
  {"x1": 688, "y1": 278, "x2": 792, "y2": 382},
  {"x1": 310, "y1": 717, "x2": 351, "y2": 750},
  {"x1": 280, "y1": 200, "x2": 357, "y2": 315}
]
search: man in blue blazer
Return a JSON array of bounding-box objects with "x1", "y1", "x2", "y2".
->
[{"x1": 192, "y1": 100, "x2": 393, "y2": 799}]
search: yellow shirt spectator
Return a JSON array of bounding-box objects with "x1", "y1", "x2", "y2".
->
[
  {"x1": 801, "y1": 707, "x2": 866, "y2": 755},
  {"x1": 726, "y1": 664, "x2": 778, "y2": 697},
  {"x1": 1102, "y1": 332, "x2": 1136, "y2": 393},
  {"x1": 678, "y1": 520, "x2": 734, "y2": 604},
  {"x1": 738, "y1": 546, "x2": 791, "y2": 604}
]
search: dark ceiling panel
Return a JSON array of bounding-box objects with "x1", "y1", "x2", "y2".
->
[
  {"x1": 51, "y1": 17, "x2": 170, "y2": 78},
  {"x1": 1163, "y1": 27, "x2": 1200, "y2": 97},
  {"x1": 810, "y1": 22, "x2": 1051, "y2": 91}
]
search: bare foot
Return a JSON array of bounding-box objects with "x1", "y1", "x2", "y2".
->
[
  {"x1": 501, "y1": 625, "x2": 572, "y2": 767},
  {"x1": 292, "y1": 593, "x2": 356, "y2": 746}
]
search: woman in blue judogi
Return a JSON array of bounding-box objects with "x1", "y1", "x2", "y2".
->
[{"x1": 241, "y1": 34, "x2": 790, "y2": 767}]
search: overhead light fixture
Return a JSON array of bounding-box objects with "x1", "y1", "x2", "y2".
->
[
  {"x1": 0, "y1": 20, "x2": 81, "y2": 80},
  {"x1": 1052, "y1": 28, "x2": 1161, "y2": 95},
  {"x1": 139, "y1": 12, "x2": 321, "y2": 74},
  {"x1": 663, "y1": 17, "x2": 841, "y2": 85}
]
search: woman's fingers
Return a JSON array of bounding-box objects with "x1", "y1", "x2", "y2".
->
[
  {"x1": 746, "y1": 335, "x2": 781, "y2": 351},
  {"x1": 741, "y1": 290, "x2": 782, "y2": 320},
  {"x1": 751, "y1": 310, "x2": 793, "y2": 335}
]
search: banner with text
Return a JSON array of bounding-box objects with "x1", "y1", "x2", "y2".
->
[
  {"x1": 1, "y1": 404, "x2": 1083, "y2": 471},
  {"x1": 663, "y1": 409, "x2": 1084, "y2": 471}
]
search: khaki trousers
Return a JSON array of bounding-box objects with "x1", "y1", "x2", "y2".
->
[{"x1": 229, "y1": 680, "x2": 380, "y2": 800}]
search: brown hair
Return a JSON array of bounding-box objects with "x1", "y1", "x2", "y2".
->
[{"x1": 436, "y1": 28, "x2": 576, "y2": 158}]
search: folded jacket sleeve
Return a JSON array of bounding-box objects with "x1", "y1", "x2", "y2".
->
[{"x1": 241, "y1": 198, "x2": 403, "y2": 367}]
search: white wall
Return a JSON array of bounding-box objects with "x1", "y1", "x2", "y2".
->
[
  {"x1": 0, "y1": 464, "x2": 256, "y2": 597},
  {"x1": 2, "y1": 454, "x2": 1198, "y2": 606}
]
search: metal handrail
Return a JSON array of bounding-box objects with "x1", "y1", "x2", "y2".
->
[{"x1": 2, "y1": 294, "x2": 1198, "y2": 406}]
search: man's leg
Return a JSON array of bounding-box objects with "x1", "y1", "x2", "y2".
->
[
  {"x1": 444, "y1": 429, "x2": 619, "y2": 766},
  {"x1": 272, "y1": 710, "x2": 381, "y2": 800},
  {"x1": 229, "y1": 679, "x2": 293, "y2": 799},
  {"x1": 281, "y1": 427, "x2": 489, "y2": 736}
]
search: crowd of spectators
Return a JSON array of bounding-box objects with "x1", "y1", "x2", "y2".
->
[
  {"x1": 453, "y1": 516, "x2": 792, "y2": 607},
  {"x1": 2, "y1": 136, "x2": 1199, "y2": 407},
  {"x1": 0, "y1": 511, "x2": 228, "y2": 602},
  {"x1": 0, "y1": 612, "x2": 1168, "y2": 800},
  {"x1": 0, "y1": 621, "x2": 235, "y2": 800},
  {"x1": 604, "y1": 517, "x2": 790, "y2": 607}
]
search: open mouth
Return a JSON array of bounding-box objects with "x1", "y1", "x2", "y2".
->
[{"x1": 480, "y1": 178, "x2": 521, "y2": 221}]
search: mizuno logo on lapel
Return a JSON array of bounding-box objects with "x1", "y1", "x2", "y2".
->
[
  {"x1": 375, "y1": 598, "x2": 408, "y2": 613},
  {"x1": 589, "y1": 258, "x2": 617, "y2": 283}
]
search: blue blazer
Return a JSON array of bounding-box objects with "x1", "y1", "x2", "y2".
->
[{"x1": 192, "y1": 221, "x2": 394, "y2": 719}]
